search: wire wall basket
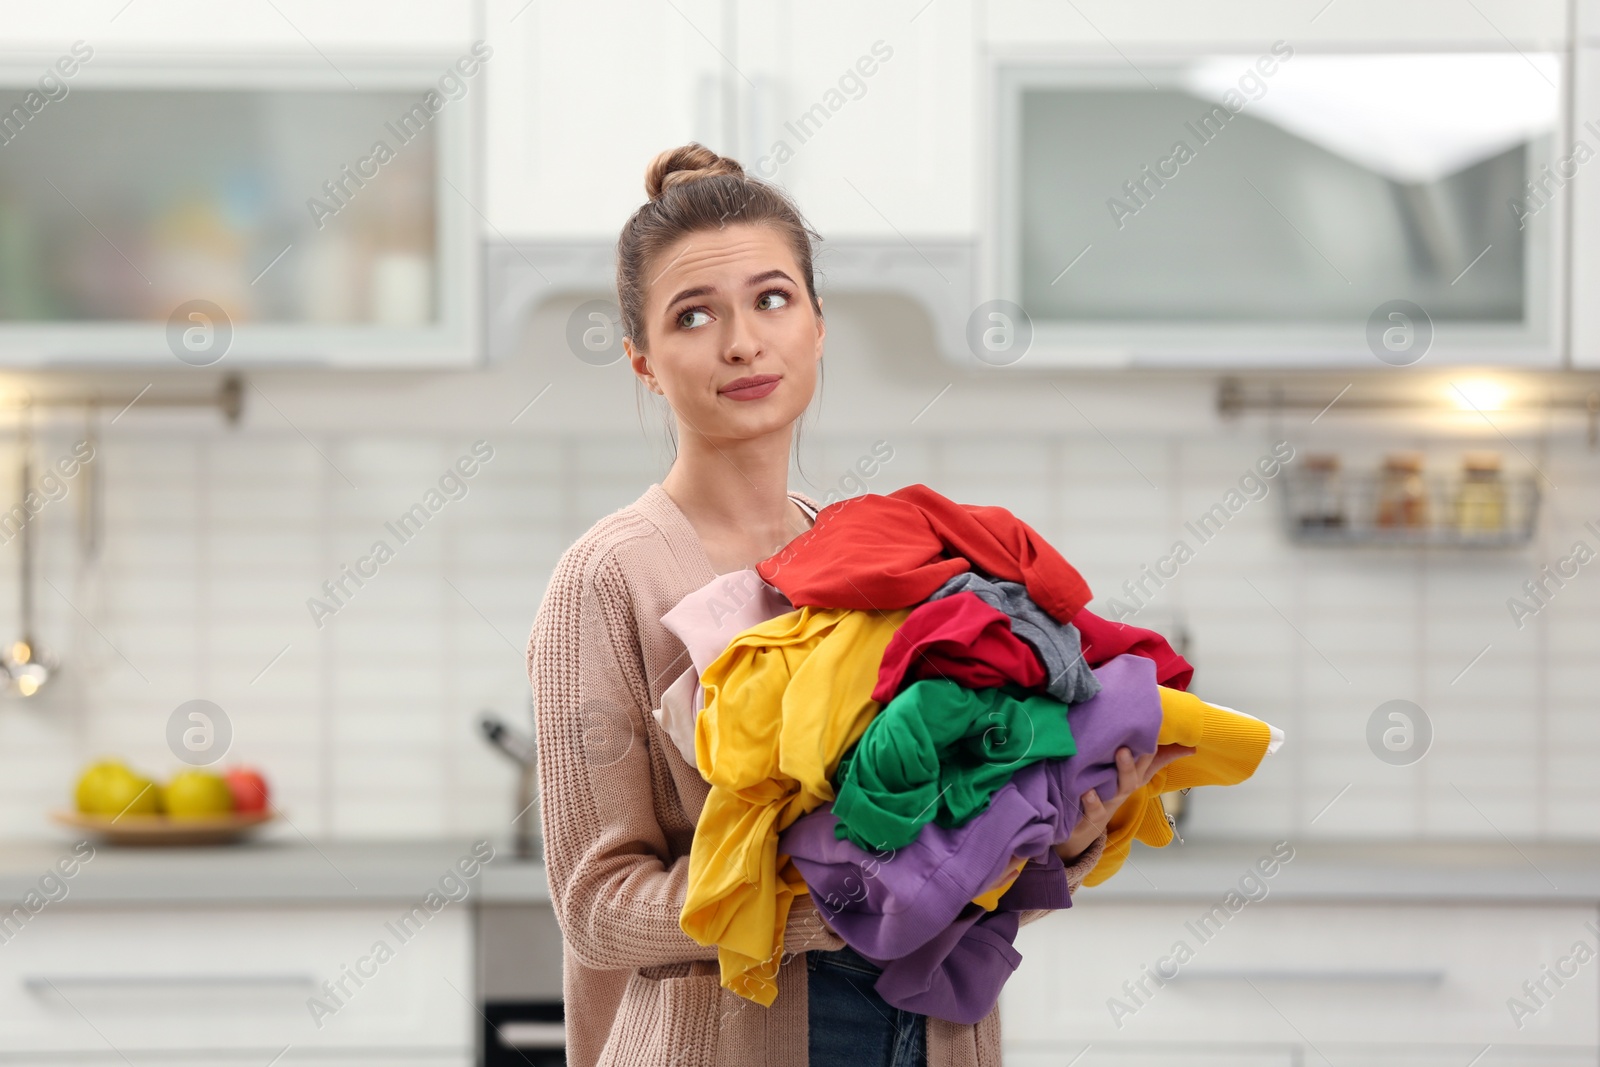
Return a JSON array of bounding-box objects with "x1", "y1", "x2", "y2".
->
[{"x1": 1280, "y1": 471, "x2": 1541, "y2": 548}]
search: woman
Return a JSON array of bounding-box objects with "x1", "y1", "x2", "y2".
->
[{"x1": 526, "y1": 143, "x2": 1187, "y2": 1067}]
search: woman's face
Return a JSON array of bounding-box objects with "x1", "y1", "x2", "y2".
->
[{"x1": 626, "y1": 222, "x2": 824, "y2": 446}]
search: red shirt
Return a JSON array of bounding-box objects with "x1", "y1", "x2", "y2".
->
[
  {"x1": 758, "y1": 484, "x2": 1093, "y2": 625},
  {"x1": 1074, "y1": 607, "x2": 1194, "y2": 691},
  {"x1": 873, "y1": 591, "x2": 1047, "y2": 703}
]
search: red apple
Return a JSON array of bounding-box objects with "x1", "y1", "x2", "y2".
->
[{"x1": 224, "y1": 766, "x2": 270, "y2": 813}]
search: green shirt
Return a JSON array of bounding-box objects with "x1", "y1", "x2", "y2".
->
[{"x1": 830, "y1": 678, "x2": 1077, "y2": 851}]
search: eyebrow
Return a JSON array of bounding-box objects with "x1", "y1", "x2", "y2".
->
[{"x1": 665, "y1": 269, "x2": 797, "y2": 311}]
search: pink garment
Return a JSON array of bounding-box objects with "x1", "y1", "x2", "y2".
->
[
  {"x1": 655, "y1": 667, "x2": 701, "y2": 767},
  {"x1": 664, "y1": 569, "x2": 796, "y2": 673},
  {"x1": 653, "y1": 569, "x2": 795, "y2": 767}
]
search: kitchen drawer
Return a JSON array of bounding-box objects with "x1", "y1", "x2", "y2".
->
[
  {"x1": 0, "y1": 1059, "x2": 465, "y2": 1066},
  {"x1": 1006, "y1": 1050, "x2": 1290, "y2": 1067},
  {"x1": 1002, "y1": 902, "x2": 1600, "y2": 1048},
  {"x1": 0, "y1": 903, "x2": 471, "y2": 1058},
  {"x1": 1004, "y1": 1046, "x2": 1597, "y2": 1067}
]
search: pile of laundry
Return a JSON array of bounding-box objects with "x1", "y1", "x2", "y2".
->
[{"x1": 653, "y1": 484, "x2": 1281, "y2": 1022}]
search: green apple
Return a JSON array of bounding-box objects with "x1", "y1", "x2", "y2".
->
[
  {"x1": 163, "y1": 770, "x2": 235, "y2": 819},
  {"x1": 75, "y1": 761, "x2": 159, "y2": 817}
]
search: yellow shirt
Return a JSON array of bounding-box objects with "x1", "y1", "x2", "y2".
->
[
  {"x1": 682, "y1": 605, "x2": 910, "y2": 1005},
  {"x1": 1083, "y1": 685, "x2": 1273, "y2": 887}
]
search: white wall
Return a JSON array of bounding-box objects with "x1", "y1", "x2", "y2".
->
[{"x1": 3, "y1": 290, "x2": 1596, "y2": 841}]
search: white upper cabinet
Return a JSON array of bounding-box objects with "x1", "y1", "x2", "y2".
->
[
  {"x1": 483, "y1": 0, "x2": 976, "y2": 239},
  {"x1": 0, "y1": 2, "x2": 484, "y2": 367},
  {"x1": 2, "y1": 1, "x2": 476, "y2": 53},
  {"x1": 1570, "y1": 2, "x2": 1600, "y2": 367},
  {"x1": 485, "y1": 0, "x2": 725, "y2": 238},
  {"x1": 479, "y1": 0, "x2": 982, "y2": 366},
  {"x1": 980, "y1": 0, "x2": 1574, "y2": 368},
  {"x1": 985, "y1": 0, "x2": 1567, "y2": 48},
  {"x1": 748, "y1": 1, "x2": 977, "y2": 239},
  {"x1": 15, "y1": 0, "x2": 1577, "y2": 369},
  {"x1": 484, "y1": 0, "x2": 1583, "y2": 370}
]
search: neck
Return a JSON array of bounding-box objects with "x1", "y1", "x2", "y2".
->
[{"x1": 660, "y1": 424, "x2": 796, "y2": 530}]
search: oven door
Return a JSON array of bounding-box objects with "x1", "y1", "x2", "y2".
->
[{"x1": 478, "y1": 902, "x2": 565, "y2": 1066}]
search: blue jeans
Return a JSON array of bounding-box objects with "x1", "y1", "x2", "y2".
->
[{"x1": 806, "y1": 944, "x2": 927, "y2": 1067}]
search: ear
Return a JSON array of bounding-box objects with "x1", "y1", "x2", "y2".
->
[
  {"x1": 813, "y1": 298, "x2": 826, "y2": 360},
  {"x1": 624, "y1": 337, "x2": 659, "y2": 394}
]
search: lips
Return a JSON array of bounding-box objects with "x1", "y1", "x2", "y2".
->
[{"x1": 719, "y1": 375, "x2": 780, "y2": 400}]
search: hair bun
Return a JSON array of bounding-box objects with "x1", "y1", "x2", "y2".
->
[{"x1": 645, "y1": 142, "x2": 745, "y2": 201}]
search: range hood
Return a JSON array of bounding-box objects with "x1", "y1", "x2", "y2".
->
[{"x1": 484, "y1": 239, "x2": 979, "y2": 366}]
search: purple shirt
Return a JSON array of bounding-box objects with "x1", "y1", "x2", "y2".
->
[{"x1": 780, "y1": 653, "x2": 1163, "y2": 1023}]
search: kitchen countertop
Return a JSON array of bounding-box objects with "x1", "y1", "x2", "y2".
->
[
  {"x1": 6, "y1": 837, "x2": 1600, "y2": 906},
  {"x1": 1079, "y1": 838, "x2": 1600, "y2": 903},
  {"x1": 0, "y1": 837, "x2": 551, "y2": 905}
]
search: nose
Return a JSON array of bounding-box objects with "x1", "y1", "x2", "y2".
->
[{"x1": 723, "y1": 305, "x2": 760, "y2": 363}]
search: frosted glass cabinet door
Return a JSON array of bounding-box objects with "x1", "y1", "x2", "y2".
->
[
  {"x1": 993, "y1": 52, "x2": 1566, "y2": 368},
  {"x1": 1571, "y1": 45, "x2": 1600, "y2": 368},
  {"x1": 0, "y1": 60, "x2": 480, "y2": 367},
  {"x1": 0, "y1": 90, "x2": 439, "y2": 327}
]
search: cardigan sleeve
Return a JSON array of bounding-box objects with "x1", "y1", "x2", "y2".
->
[
  {"x1": 528, "y1": 547, "x2": 841, "y2": 972},
  {"x1": 529, "y1": 547, "x2": 721, "y2": 971}
]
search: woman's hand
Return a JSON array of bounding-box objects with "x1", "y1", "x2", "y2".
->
[{"x1": 1055, "y1": 743, "x2": 1196, "y2": 863}]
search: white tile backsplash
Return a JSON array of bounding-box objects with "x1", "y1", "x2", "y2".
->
[{"x1": 3, "y1": 418, "x2": 1597, "y2": 846}]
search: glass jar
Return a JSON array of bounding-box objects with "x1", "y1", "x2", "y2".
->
[
  {"x1": 1295, "y1": 453, "x2": 1346, "y2": 529},
  {"x1": 1375, "y1": 452, "x2": 1429, "y2": 529},
  {"x1": 1454, "y1": 451, "x2": 1506, "y2": 535}
]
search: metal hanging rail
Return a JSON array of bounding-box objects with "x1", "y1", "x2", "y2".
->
[
  {"x1": 0, "y1": 375, "x2": 244, "y2": 424},
  {"x1": 1216, "y1": 377, "x2": 1600, "y2": 448}
]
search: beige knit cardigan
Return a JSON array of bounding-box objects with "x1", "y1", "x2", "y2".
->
[{"x1": 526, "y1": 481, "x2": 1106, "y2": 1067}]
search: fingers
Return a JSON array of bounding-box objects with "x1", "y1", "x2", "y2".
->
[
  {"x1": 1149, "y1": 743, "x2": 1198, "y2": 776},
  {"x1": 1095, "y1": 743, "x2": 1197, "y2": 825},
  {"x1": 1114, "y1": 747, "x2": 1139, "y2": 794},
  {"x1": 1070, "y1": 791, "x2": 1107, "y2": 853},
  {"x1": 1077, "y1": 785, "x2": 1105, "y2": 830},
  {"x1": 1115, "y1": 743, "x2": 1198, "y2": 787}
]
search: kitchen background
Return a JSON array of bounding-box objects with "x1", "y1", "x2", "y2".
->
[
  {"x1": 1, "y1": 1, "x2": 1599, "y2": 1065},
  {"x1": 10, "y1": 355, "x2": 1600, "y2": 843}
]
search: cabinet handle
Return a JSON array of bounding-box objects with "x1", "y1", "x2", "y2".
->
[
  {"x1": 24, "y1": 974, "x2": 318, "y2": 993},
  {"x1": 1170, "y1": 968, "x2": 1445, "y2": 986}
]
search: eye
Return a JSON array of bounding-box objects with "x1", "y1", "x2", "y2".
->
[
  {"x1": 756, "y1": 288, "x2": 791, "y2": 311},
  {"x1": 677, "y1": 307, "x2": 711, "y2": 329}
]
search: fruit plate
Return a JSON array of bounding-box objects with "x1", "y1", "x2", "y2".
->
[{"x1": 50, "y1": 810, "x2": 275, "y2": 846}]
